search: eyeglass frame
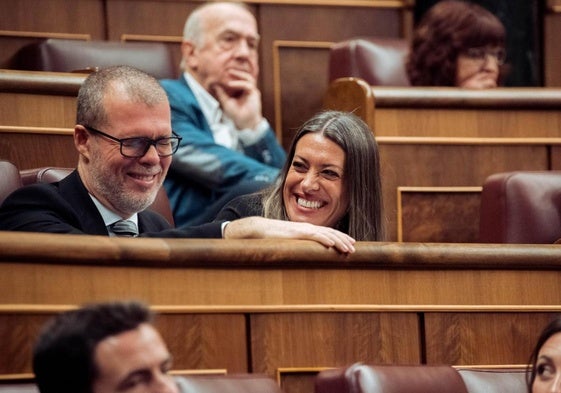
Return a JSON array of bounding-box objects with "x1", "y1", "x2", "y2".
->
[
  {"x1": 462, "y1": 46, "x2": 507, "y2": 66},
  {"x1": 82, "y1": 125, "x2": 182, "y2": 158}
]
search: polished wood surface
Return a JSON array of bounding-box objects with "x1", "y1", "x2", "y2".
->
[
  {"x1": 2, "y1": 232, "x2": 561, "y2": 306},
  {"x1": 0, "y1": 70, "x2": 82, "y2": 169},
  {"x1": 1, "y1": 233, "x2": 560, "y2": 393},
  {"x1": 324, "y1": 78, "x2": 561, "y2": 241}
]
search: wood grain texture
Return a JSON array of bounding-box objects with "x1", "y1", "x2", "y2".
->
[
  {"x1": 424, "y1": 313, "x2": 555, "y2": 365},
  {"x1": 250, "y1": 313, "x2": 420, "y2": 375}
]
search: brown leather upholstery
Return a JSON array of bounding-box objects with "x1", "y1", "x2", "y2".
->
[
  {"x1": 0, "y1": 160, "x2": 23, "y2": 206},
  {"x1": 479, "y1": 171, "x2": 561, "y2": 243},
  {"x1": 328, "y1": 37, "x2": 410, "y2": 86},
  {"x1": 457, "y1": 368, "x2": 526, "y2": 393},
  {"x1": 11, "y1": 38, "x2": 177, "y2": 79},
  {"x1": 176, "y1": 374, "x2": 283, "y2": 393},
  {"x1": 314, "y1": 363, "x2": 468, "y2": 393},
  {"x1": 4, "y1": 164, "x2": 174, "y2": 227}
]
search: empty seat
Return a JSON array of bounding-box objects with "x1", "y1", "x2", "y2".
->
[
  {"x1": 11, "y1": 38, "x2": 177, "y2": 79},
  {"x1": 479, "y1": 171, "x2": 561, "y2": 243},
  {"x1": 329, "y1": 37, "x2": 410, "y2": 86}
]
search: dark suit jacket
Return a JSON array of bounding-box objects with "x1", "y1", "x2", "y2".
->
[
  {"x1": 215, "y1": 192, "x2": 264, "y2": 222},
  {"x1": 0, "y1": 170, "x2": 222, "y2": 238}
]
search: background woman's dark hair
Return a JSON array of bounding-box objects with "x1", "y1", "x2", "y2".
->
[
  {"x1": 526, "y1": 316, "x2": 561, "y2": 392},
  {"x1": 406, "y1": 0, "x2": 506, "y2": 86}
]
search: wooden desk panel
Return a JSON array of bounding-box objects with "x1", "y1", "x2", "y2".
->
[
  {"x1": 2, "y1": 234, "x2": 561, "y2": 390},
  {"x1": 424, "y1": 312, "x2": 553, "y2": 365},
  {"x1": 2, "y1": 233, "x2": 561, "y2": 306},
  {"x1": 251, "y1": 312, "x2": 420, "y2": 377},
  {"x1": 325, "y1": 78, "x2": 561, "y2": 241}
]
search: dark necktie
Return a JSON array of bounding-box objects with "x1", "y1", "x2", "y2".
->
[{"x1": 110, "y1": 220, "x2": 138, "y2": 237}]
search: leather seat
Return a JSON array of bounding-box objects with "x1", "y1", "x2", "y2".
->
[
  {"x1": 11, "y1": 38, "x2": 177, "y2": 79},
  {"x1": 479, "y1": 171, "x2": 561, "y2": 243},
  {"x1": 314, "y1": 363, "x2": 468, "y2": 393},
  {"x1": 314, "y1": 363, "x2": 527, "y2": 393},
  {"x1": 329, "y1": 37, "x2": 410, "y2": 86},
  {"x1": 457, "y1": 368, "x2": 526, "y2": 393}
]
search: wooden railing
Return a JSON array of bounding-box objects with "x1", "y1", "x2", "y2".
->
[
  {"x1": 324, "y1": 78, "x2": 561, "y2": 241},
  {"x1": 1, "y1": 231, "x2": 560, "y2": 393}
]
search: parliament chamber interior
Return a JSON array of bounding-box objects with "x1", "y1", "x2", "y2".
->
[{"x1": 1, "y1": 1, "x2": 561, "y2": 393}]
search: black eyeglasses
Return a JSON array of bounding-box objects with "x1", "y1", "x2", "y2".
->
[
  {"x1": 83, "y1": 125, "x2": 182, "y2": 158},
  {"x1": 463, "y1": 47, "x2": 507, "y2": 65}
]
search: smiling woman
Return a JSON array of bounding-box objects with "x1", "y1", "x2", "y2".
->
[{"x1": 215, "y1": 110, "x2": 384, "y2": 241}]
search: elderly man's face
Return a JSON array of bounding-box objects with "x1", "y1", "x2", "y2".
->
[
  {"x1": 92, "y1": 323, "x2": 178, "y2": 393},
  {"x1": 183, "y1": 3, "x2": 260, "y2": 96}
]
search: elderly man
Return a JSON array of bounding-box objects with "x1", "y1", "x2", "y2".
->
[
  {"x1": 0, "y1": 65, "x2": 355, "y2": 253},
  {"x1": 160, "y1": 2, "x2": 286, "y2": 227}
]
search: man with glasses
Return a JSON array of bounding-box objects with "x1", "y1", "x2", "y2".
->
[
  {"x1": 160, "y1": 1, "x2": 286, "y2": 227},
  {"x1": 0, "y1": 65, "x2": 355, "y2": 253}
]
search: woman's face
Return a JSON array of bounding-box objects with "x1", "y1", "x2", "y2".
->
[
  {"x1": 533, "y1": 332, "x2": 561, "y2": 393},
  {"x1": 455, "y1": 46, "x2": 503, "y2": 89},
  {"x1": 282, "y1": 132, "x2": 349, "y2": 228}
]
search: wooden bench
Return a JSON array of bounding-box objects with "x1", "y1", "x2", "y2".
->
[
  {"x1": 0, "y1": 232, "x2": 560, "y2": 393},
  {"x1": 324, "y1": 78, "x2": 561, "y2": 241}
]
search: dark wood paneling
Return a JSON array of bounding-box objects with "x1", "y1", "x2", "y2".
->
[
  {"x1": 424, "y1": 313, "x2": 554, "y2": 365},
  {"x1": 250, "y1": 312, "x2": 421, "y2": 376},
  {"x1": 399, "y1": 189, "x2": 481, "y2": 243},
  {"x1": 0, "y1": 314, "x2": 52, "y2": 374},
  {"x1": 0, "y1": 132, "x2": 77, "y2": 170},
  {"x1": 259, "y1": 4, "x2": 406, "y2": 146},
  {"x1": 0, "y1": 0, "x2": 105, "y2": 66},
  {"x1": 154, "y1": 314, "x2": 248, "y2": 373},
  {"x1": 380, "y1": 143, "x2": 548, "y2": 241}
]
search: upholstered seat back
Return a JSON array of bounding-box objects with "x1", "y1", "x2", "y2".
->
[
  {"x1": 479, "y1": 171, "x2": 561, "y2": 243},
  {"x1": 314, "y1": 363, "x2": 468, "y2": 393},
  {"x1": 457, "y1": 369, "x2": 527, "y2": 393},
  {"x1": 0, "y1": 161, "x2": 23, "y2": 206},
  {"x1": 12, "y1": 38, "x2": 177, "y2": 79},
  {"x1": 329, "y1": 37, "x2": 410, "y2": 86},
  {"x1": 176, "y1": 374, "x2": 283, "y2": 393}
]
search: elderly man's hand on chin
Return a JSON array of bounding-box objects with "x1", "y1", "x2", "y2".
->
[{"x1": 223, "y1": 217, "x2": 356, "y2": 254}]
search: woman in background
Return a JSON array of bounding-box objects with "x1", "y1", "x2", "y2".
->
[
  {"x1": 527, "y1": 317, "x2": 561, "y2": 393},
  {"x1": 215, "y1": 110, "x2": 384, "y2": 241},
  {"x1": 406, "y1": 0, "x2": 506, "y2": 89}
]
